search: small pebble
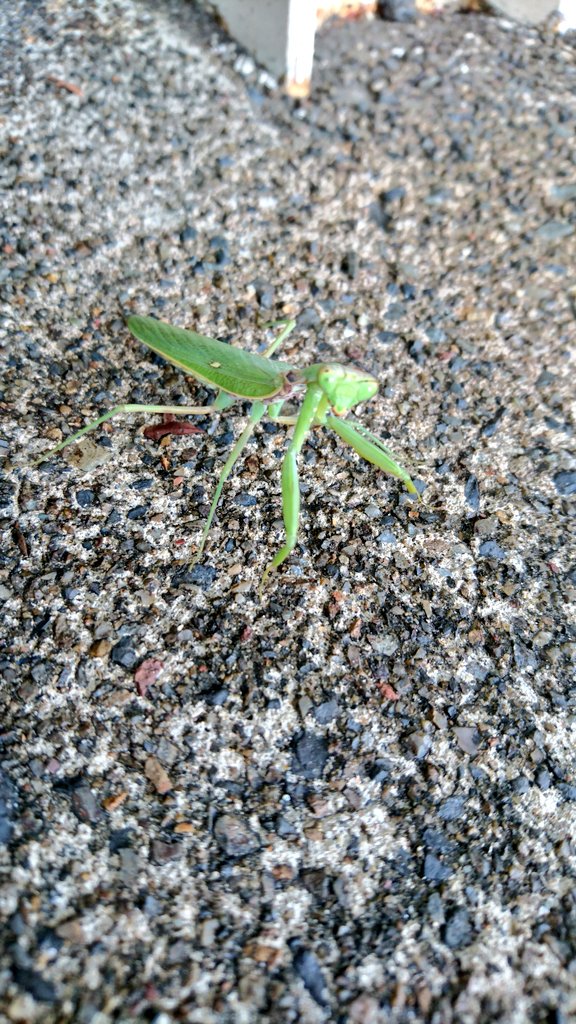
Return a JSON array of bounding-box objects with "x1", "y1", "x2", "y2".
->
[
  {"x1": 291, "y1": 731, "x2": 329, "y2": 780},
  {"x1": 553, "y1": 471, "x2": 576, "y2": 496},
  {"x1": 110, "y1": 640, "x2": 138, "y2": 669},
  {"x1": 214, "y1": 814, "x2": 261, "y2": 858},
  {"x1": 443, "y1": 909, "x2": 473, "y2": 949}
]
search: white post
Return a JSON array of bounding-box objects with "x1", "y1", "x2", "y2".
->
[
  {"x1": 211, "y1": 1, "x2": 377, "y2": 95},
  {"x1": 212, "y1": 1, "x2": 301, "y2": 80},
  {"x1": 285, "y1": 0, "x2": 318, "y2": 96}
]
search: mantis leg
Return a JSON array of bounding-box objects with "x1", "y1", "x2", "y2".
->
[
  {"x1": 33, "y1": 402, "x2": 227, "y2": 466},
  {"x1": 326, "y1": 415, "x2": 417, "y2": 495},
  {"x1": 268, "y1": 415, "x2": 298, "y2": 425},
  {"x1": 213, "y1": 391, "x2": 236, "y2": 412},
  {"x1": 267, "y1": 393, "x2": 328, "y2": 428},
  {"x1": 259, "y1": 384, "x2": 324, "y2": 597},
  {"x1": 193, "y1": 401, "x2": 267, "y2": 561},
  {"x1": 260, "y1": 318, "x2": 296, "y2": 357},
  {"x1": 266, "y1": 400, "x2": 297, "y2": 427}
]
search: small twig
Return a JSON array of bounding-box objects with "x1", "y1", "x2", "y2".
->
[{"x1": 46, "y1": 75, "x2": 83, "y2": 97}]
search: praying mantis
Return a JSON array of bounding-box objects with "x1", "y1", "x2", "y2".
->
[{"x1": 35, "y1": 315, "x2": 418, "y2": 595}]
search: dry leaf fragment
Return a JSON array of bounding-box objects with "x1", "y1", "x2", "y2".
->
[
  {"x1": 103, "y1": 791, "x2": 128, "y2": 811},
  {"x1": 143, "y1": 419, "x2": 203, "y2": 440},
  {"x1": 144, "y1": 756, "x2": 172, "y2": 794}
]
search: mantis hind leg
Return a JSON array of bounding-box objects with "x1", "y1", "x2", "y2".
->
[
  {"x1": 193, "y1": 402, "x2": 267, "y2": 562},
  {"x1": 33, "y1": 402, "x2": 225, "y2": 466}
]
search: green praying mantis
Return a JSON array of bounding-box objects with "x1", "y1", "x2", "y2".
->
[{"x1": 35, "y1": 315, "x2": 418, "y2": 595}]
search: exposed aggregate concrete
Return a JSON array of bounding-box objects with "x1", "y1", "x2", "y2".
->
[{"x1": 0, "y1": 1, "x2": 575, "y2": 1022}]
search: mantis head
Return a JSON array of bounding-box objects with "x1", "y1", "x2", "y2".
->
[{"x1": 315, "y1": 363, "x2": 379, "y2": 415}]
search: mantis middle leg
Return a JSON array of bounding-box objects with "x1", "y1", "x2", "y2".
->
[
  {"x1": 259, "y1": 318, "x2": 296, "y2": 358},
  {"x1": 193, "y1": 402, "x2": 267, "y2": 560}
]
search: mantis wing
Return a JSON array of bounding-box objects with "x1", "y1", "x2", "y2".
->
[
  {"x1": 127, "y1": 315, "x2": 298, "y2": 400},
  {"x1": 326, "y1": 415, "x2": 418, "y2": 495}
]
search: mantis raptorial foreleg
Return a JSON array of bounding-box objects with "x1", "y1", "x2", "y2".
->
[
  {"x1": 326, "y1": 416, "x2": 418, "y2": 495},
  {"x1": 259, "y1": 384, "x2": 324, "y2": 596}
]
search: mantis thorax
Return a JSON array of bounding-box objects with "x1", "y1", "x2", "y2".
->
[{"x1": 308, "y1": 363, "x2": 379, "y2": 415}]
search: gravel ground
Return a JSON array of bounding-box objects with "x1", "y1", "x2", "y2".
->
[{"x1": 1, "y1": 2, "x2": 576, "y2": 1022}]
